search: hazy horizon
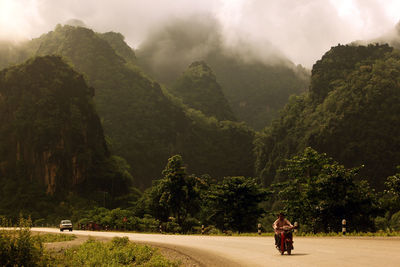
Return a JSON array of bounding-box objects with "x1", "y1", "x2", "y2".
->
[{"x1": 0, "y1": 0, "x2": 399, "y2": 67}]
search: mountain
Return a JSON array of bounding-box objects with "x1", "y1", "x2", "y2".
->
[
  {"x1": 255, "y1": 44, "x2": 400, "y2": 189},
  {"x1": 170, "y1": 61, "x2": 235, "y2": 121},
  {"x1": 136, "y1": 16, "x2": 309, "y2": 130},
  {"x1": 0, "y1": 56, "x2": 132, "y2": 217},
  {"x1": 1, "y1": 24, "x2": 255, "y2": 188},
  {"x1": 29, "y1": 25, "x2": 189, "y2": 188},
  {"x1": 97, "y1": 31, "x2": 137, "y2": 65}
]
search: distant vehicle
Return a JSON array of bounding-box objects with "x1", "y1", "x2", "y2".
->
[{"x1": 59, "y1": 220, "x2": 73, "y2": 232}]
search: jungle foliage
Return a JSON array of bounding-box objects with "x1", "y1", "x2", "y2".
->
[
  {"x1": 255, "y1": 44, "x2": 400, "y2": 190},
  {"x1": 0, "y1": 56, "x2": 132, "y2": 210},
  {"x1": 25, "y1": 24, "x2": 255, "y2": 188},
  {"x1": 271, "y1": 147, "x2": 379, "y2": 232}
]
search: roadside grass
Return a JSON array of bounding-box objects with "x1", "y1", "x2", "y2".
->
[
  {"x1": 33, "y1": 232, "x2": 77, "y2": 243},
  {"x1": 53, "y1": 236, "x2": 180, "y2": 266}
]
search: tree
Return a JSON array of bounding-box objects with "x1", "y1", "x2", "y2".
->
[
  {"x1": 207, "y1": 176, "x2": 268, "y2": 233},
  {"x1": 378, "y1": 166, "x2": 400, "y2": 230},
  {"x1": 147, "y1": 155, "x2": 201, "y2": 232},
  {"x1": 274, "y1": 147, "x2": 378, "y2": 232},
  {"x1": 385, "y1": 166, "x2": 400, "y2": 198}
]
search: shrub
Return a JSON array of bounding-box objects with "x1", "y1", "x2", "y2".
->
[
  {"x1": 375, "y1": 216, "x2": 389, "y2": 231},
  {"x1": 0, "y1": 218, "x2": 49, "y2": 266},
  {"x1": 390, "y1": 211, "x2": 400, "y2": 231}
]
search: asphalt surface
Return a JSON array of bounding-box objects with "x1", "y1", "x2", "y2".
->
[{"x1": 31, "y1": 228, "x2": 400, "y2": 267}]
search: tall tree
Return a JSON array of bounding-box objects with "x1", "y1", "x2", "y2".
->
[
  {"x1": 147, "y1": 155, "x2": 200, "y2": 231},
  {"x1": 274, "y1": 147, "x2": 379, "y2": 232},
  {"x1": 207, "y1": 176, "x2": 268, "y2": 233}
]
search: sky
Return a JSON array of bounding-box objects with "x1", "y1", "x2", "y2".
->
[{"x1": 0, "y1": 0, "x2": 399, "y2": 67}]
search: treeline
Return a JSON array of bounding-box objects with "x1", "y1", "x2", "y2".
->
[
  {"x1": 19, "y1": 150, "x2": 399, "y2": 234},
  {"x1": 76, "y1": 151, "x2": 400, "y2": 234}
]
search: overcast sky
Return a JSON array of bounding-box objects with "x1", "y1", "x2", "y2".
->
[{"x1": 0, "y1": 0, "x2": 399, "y2": 67}]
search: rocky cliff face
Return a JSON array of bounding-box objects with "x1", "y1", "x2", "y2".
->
[{"x1": 0, "y1": 56, "x2": 114, "y2": 195}]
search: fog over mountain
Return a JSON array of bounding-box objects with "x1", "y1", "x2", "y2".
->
[{"x1": 0, "y1": 0, "x2": 399, "y2": 67}]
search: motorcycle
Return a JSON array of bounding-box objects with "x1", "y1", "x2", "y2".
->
[{"x1": 277, "y1": 225, "x2": 295, "y2": 255}]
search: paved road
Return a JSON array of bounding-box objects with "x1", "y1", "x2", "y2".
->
[{"x1": 32, "y1": 228, "x2": 400, "y2": 267}]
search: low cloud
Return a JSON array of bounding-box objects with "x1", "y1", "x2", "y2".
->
[{"x1": 0, "y1": 0, "x2": 398, "y2": 67}]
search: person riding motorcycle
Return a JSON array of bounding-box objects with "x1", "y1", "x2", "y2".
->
[{"x1": 272, "y1": 212, "x2": 293, "y2": 248}]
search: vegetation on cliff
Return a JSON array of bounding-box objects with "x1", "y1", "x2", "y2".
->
[
  {"x1": 0, "y1": 56, "x2": 132, "y2": 219},
  {"x1": 255, "y1": 44, "x2": 400, "y2": 190}
]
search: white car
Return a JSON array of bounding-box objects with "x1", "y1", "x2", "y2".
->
[{"x1": 59, "y1": 220, "x2": 73, "y2": 232}]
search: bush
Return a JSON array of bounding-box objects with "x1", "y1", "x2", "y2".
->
[
  {"x1": 390, "y1": 211, "x2": 400, "y2": 231},
  {"x1": 204, "y1": 225, "x2": 221, "y2": 235},
  {"x1": 375, "y1": 216, "x2": 389, "y2": 231},
  {"x1": 138, "y1": 215, "x2": 160, "y2": 232},
  {"x1": 0, "y1": 218, "x2": 49, "y2": 266},
  {"x1": 111, "y1": 236, "x2": 129, "y2": 247},
  {"x1": 163, "y1": 221, "x2": 181, "y2": 234}
]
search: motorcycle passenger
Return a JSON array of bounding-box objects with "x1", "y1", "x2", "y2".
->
[{"x1": 272, "y1": 212, "x2": 293, "y2": 248}]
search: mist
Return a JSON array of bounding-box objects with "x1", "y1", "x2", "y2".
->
[{"x1": 0, "y1": 0, "x2": 399, "y2": 67}]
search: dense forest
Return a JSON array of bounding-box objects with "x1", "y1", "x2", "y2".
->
[
  {"x1": 255, "y1": 44, "x2": 400, "y2": 190},
  {"x1": 0, "y1": 22, "x2": 399, "y2": 234}
]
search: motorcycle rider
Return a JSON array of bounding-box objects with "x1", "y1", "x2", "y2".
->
[{"x1": 272, "y1": 212, "x2": 293, "y2": 248}]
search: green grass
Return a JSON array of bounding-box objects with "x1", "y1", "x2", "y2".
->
[
  {"x1": 33, "y1": 233, "x2": 76, "y2": 243},
  {"x1": 53, "y1": 236, "x2": 179, "y2": 266}
]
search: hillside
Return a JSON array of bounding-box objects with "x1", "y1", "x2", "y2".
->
[
  {"x1": 136, "y1": 16, "x2": 309, "y2": 130},
  {"x1": 30, "y1": 25, "x2": 188, "y2": 188},
  {"x1": 170, "y1": 61, "x2": 235, "y2": 121},
  {"x1": 97, "y1": 31, "x2": 137, "y2": 65},
  {"x1": 8, "y1": 24, "x2": 255, "y2": 187},
  {"x1": 0, "y1": 56, "x2": 131, "y2": 217},
  {"x1": 255, "y1": 44, "x2": 400, "y2": 189}
]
